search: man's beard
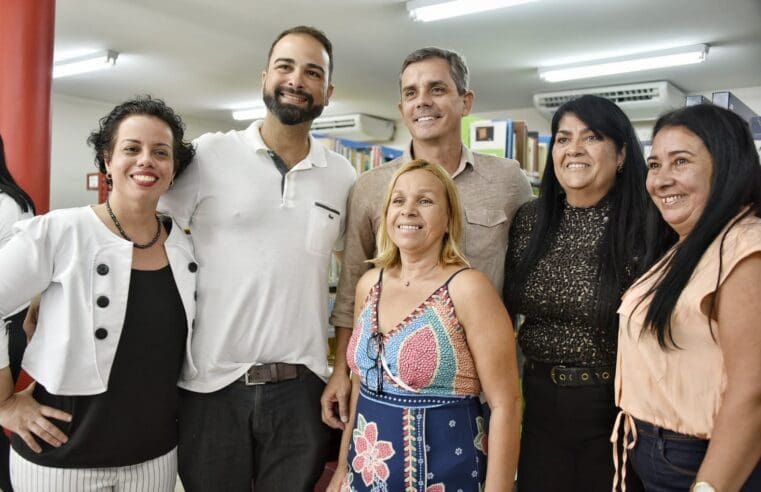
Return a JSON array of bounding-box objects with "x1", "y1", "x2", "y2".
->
[{"x1": 263, "y1": 86, "x2": 325, "y2": 126}]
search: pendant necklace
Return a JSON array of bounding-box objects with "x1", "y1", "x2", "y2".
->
[{"x1": 400, "y1": 264, "x2": 438, "y2": 288}]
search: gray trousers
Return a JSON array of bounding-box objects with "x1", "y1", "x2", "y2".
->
[{"x1": 177, "y1": 368, "x2": 332, "y2": 492}]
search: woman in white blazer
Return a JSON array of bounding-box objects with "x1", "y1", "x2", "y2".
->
[
  {"x1": 0, "y1": 96, "x2": 197, "y2": 492},
  {"x1": 0, "y1": 133, "x2": 37, "y2": 492}
]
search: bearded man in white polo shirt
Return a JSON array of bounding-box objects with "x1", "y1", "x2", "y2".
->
[{"x1": 159, "y1": 26, "x2": 355, "y2": 492}]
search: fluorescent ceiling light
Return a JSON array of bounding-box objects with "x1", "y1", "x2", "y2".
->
[
  {"x1": 53, "y1": 50, "x2": 118, "y2": 78},
  {"x1": 407, "y1": 0, "x2": 537, "y2": 22},
  {"x1": 232, "y1": 105, "x2": 267, "y2": 121},
  {"x1": 538, "y1": 44, "x2": 708, "y2": 83}
]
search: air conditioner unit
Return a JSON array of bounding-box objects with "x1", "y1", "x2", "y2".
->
[
  {"x1": 533, "y1": 81, "x2": 685, "y2": 122},
  {"x1": 311, "y1": 113, "x2": 395, "y2": 142}
]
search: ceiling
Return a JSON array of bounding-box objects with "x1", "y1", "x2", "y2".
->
[{"x1": 53, "y1": 0, "x2": 761, "y2": 126}]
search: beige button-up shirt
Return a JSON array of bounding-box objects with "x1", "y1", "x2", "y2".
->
[{"x1": 330, "y1": 144, "x2": 532, "y2": 329}]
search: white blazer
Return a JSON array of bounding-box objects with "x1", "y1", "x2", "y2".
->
[
  {"x1": 0, "y1": 206, "x2": 198, "y2": 395},
  {"x1": 0, "y1": 193, "x2": 34, "y2": 316},
  {"x1": 0, "y1": 192, "x2": 33, "y2": 248}
]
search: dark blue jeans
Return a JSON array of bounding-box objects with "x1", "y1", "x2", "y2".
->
[
  {"x1": 177, "y1": 367, "x2": 333, "y2": 492},
  {"x1": 630, "y1": 418, "x2": 761, "y2": 492}
]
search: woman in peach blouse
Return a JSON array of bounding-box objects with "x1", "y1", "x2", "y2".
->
[{"x1": 615, "y1": 104, "x2": 761, "y2": 491}]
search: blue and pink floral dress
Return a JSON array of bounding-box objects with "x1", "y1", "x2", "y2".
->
[{"x1": 344, "y1": 269, "x2": 487, "y2": 492}]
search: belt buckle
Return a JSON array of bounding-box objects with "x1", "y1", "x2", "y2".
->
[
  {"x1": 244, "y1": 365, "x2": 269, "y2": 386},
  {"x1": 550, "y1": 365, "x2": 565, "y2": 385}
]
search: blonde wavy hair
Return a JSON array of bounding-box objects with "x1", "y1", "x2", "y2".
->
[{"x1": 371, "y1": 159, "x2": 469, "y2": 269}]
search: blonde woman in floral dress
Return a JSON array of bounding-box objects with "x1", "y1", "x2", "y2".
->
[{"x1": 327, "y1": 160, "x2": 521, "y2": 492}]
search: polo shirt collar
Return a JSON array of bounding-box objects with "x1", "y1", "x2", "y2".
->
[{"x1": 244, "y1": 119, "x2": 327, "y2": 169}]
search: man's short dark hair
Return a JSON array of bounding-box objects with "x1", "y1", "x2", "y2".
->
[
  {"x1": 267, "y1": 26, "x2": 334, "y2": 82},
  {"x1": 399, "y1": 47, "x2": 469, "y2": 95}
]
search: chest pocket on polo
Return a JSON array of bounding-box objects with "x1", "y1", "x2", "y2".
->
[
  {"x1": 463, "y1": 208, "x2": 508, "y2": 258},
  {"x1": 306, "y1": 201, "x2": 341, "y2": 256}
]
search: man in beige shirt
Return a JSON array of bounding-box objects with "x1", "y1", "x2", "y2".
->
[{"x1": 320, "y1": 47, "x2": 533, "y2": 428}]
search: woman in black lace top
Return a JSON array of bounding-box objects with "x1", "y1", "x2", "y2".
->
[{"x1": 504, "y1": 95, "x2": 669, "y2": 491}]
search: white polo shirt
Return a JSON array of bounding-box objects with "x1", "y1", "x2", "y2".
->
[{"x1": 159, "y1": 120, "x2": 356, "y2": 392}]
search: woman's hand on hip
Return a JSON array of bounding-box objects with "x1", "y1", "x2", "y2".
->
[{"x1": 0, "y1": 382, "x2": 72, "y2": 453}]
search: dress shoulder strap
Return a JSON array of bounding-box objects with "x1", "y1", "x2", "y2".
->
[{"x1": 444, "y1": 267, "x2": 470, "y2": 287}]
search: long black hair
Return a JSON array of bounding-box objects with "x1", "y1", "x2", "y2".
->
[
  {"x1": 506, "y1": 95, "x2": 669, "y2": 335},
  {"x1": 639, "y1": 104, "x2": 761, "y2": 349},
  {"x1": 0, "y1": 135, "x2": 36, "y2": 214}
]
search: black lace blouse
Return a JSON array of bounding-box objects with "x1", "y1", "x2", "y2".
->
[{"x1": 504, "y1": 199, "x2": 617, "y2": 367}]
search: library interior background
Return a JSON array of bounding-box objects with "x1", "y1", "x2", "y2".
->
[{"x1": 1, "y1": 1, "x2": 760, "y2": 491}]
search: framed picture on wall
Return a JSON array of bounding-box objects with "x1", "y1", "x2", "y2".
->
[{"x1": 86, "y1": 173, "x2": 100, "y2": 190}]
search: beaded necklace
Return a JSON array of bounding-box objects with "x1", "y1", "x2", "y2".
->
[{"x1": 105, "y1": 199, "x2": 161, "y2": 249}]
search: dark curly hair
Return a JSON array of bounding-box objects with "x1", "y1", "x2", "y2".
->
[{"x1": 87, "y1": 95, "x2": 195, "y2": 180}]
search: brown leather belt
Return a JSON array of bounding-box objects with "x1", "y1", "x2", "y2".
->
[
  {"x1": 239, "y1": 363, "x2": 302, "y2": 385},
  {"x1": 525, "y1": 359, "x2": 614, "y2": 387}
]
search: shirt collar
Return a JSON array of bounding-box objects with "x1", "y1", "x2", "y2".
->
[
  {"x1": 243, "y1": 119, "x2": 327, "y2": 169},
  {"x1": 405, "y1": 141, "x2": 475, "y2": 178},
  {"x1": 454, "y1": 146, "x2": 475, "y2": 178}
]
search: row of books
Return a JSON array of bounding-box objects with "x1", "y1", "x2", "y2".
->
[
  {"x1": 314, "y1": 135, "x2": 403, "y2": 175},
  {"x1": 466, "y1": 118, "x2": 550, "y2": 187},
  {"x1": 314, "y1": 136, "x2": 404, "y2": 359}
]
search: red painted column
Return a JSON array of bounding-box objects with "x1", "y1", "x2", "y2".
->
[{"x1": 0, "y1": 0, "x2": 56, "y2": 213}]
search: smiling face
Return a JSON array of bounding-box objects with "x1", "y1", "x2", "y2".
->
[
  {"x1": 262, "y1": 33, "x2": 333, "y2": 125},
  {"x1": 552, "y1": 112, "x2": 624, "y2": 207},
  {"x1": 105, "y1": 115, "x2": 175, "y2": 205},
  {"x1": 398, "y1": 57, "x2": 473, "y2": 146},
  {"x1": 386, "y1": 168, "x2": 450, "y2": 257},
  {"x1": 646, "y1": 125, "x2": 713, "y2": 240}
]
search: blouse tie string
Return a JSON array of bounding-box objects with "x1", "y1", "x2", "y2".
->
[{"x1": 610, "y1": 410, "x2": 637, "y2": 492}]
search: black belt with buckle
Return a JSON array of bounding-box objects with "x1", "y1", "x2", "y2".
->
[
  {"x1": 239, "y1": 363, "x2": 302, "y2": 385},
  {"x1": 525, "y1": 359, "x2": 614, "y2": 387}
]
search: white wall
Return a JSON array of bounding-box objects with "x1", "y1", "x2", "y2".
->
[
  {"x1": 50, "y1": 94, "x2": 234, "y2": 209},
  {"x1": 386, "y1": 122, "x2": 411, "y2": 150}
]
